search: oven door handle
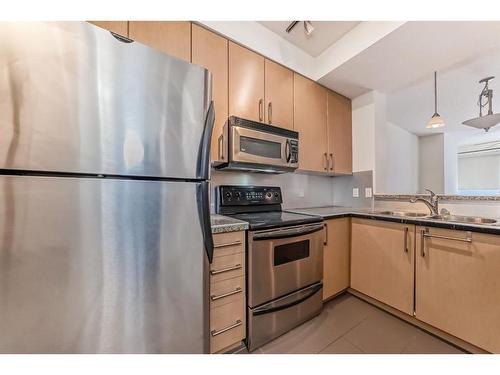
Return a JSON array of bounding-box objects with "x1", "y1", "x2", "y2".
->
[
  {"x1": 252, "y1": 282, "x2": 323, "y2": 316},
  {"x1": 252, "y1": 223, "x2": 324, "y2": 241}
]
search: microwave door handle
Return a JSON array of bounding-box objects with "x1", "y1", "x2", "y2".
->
[
  {"x1": 285, "y1": 139, "x2": 291, "y2": 163},
  {"x1": 253, "y1": 223, "x2": 324, "y2": 240}
]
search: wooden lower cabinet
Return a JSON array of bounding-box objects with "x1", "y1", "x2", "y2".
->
[
  {"x1": 351, "y1": 218, "x2": 415, "y2": 315},
  {"x1": 415, "y1": 226, "x2": 500, "y2": 353},
  {"x1": 323, "y1": 218, "x2": 350, "y2": 300},
  {"x1": 210, "y1": 231, "x2": 246, "y2": 353}
]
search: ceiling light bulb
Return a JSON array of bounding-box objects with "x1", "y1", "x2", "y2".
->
[
  {"x1": 426, "y1": 113, "x2": 445, "y2": 129},
  {"x1": 304, "y1": 21, "x2": 314, "y2": 36}
]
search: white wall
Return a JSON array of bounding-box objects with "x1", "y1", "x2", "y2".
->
[
  {"x1": 378, "y1": 121, "x2": 419, "y2": 193},
  {"x1": 352, "y1": 90, "x2": 419, "y2": 194},
  {"x1": 352, "y1": 91, "x2": 376, "y2": 174},
  {"x1": 418, "y1": 134, "x2": 445, "y2": 193}
]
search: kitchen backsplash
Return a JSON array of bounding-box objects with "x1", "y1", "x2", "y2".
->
[
  {"x1": 210, "y1": 169, "x2": 375, "y2": 212},
  {"x1": 210, "y1": 169, "x2": 335, "y2": 211}
]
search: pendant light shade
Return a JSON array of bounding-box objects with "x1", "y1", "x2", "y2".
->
[{"x1": 426, "y1": 71, "x2": 445, "y2": 129}]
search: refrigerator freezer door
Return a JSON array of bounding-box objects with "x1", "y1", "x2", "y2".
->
[
  {"x1": 0, "y1": 22, "x2": 213, "y2": 180},
  {"x1": 0, "y1": 176, "x2": 209, "y2": 353}
]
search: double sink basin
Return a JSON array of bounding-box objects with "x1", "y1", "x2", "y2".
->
[{"x1": 373, "y1": 211, "x2": 497, "y2": 225}]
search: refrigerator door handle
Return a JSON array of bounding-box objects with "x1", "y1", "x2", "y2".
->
[
  {"x1": 197, "y1": 100, "x2": 215, "y2": 180},
  {"x1": 197, "y1": 181, "x2": 214, "y2": 262}
]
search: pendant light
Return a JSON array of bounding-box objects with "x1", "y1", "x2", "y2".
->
[{"x1": 426, "y1": 71, "x2": 445, "y2": 129}]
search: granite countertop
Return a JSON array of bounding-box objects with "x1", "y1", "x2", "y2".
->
[
  {"x1": 210, "y1": 214, "x2": 249, "y2": 234},
  {"x1": 286, "y1": 206, "x2": 500, "y2": 235}
]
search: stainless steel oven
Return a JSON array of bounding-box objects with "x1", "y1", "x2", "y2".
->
[
  {"x1": 247, "y1": 222, "x2": 324, "y2": 351},
  {"x1": 215, "y1": 116, "x2": 299, "y2": 173}
]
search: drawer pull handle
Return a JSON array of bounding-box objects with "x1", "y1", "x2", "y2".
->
[
  {"x1": 210, "y1": 264, "x2": 242, "y2": 275},
  {"x1": 211, "y1": 287, "x2": 242, "y2": 301},
  {"x1": 404, "y1": 227, "x2": 409, "y2": 253},
  {"x1": 211, "y1": 320, "x2": 242, "y2": 337},
  {"x1": 214, "y1": 240, "x2": 242, "y2": 248}
]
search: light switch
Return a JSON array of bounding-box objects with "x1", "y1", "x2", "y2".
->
[
  {"x1": 352, "y1": 188, "x2": 359, "y2": 198},
  {"x1": 365, "y1": 187, "x2": 373, "y2": 198}
]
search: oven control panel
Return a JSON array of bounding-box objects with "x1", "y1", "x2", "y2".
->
[{"x1": 217, "y1": 185, "x2": 283, "y2": 206}]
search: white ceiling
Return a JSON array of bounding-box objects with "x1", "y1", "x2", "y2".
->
[
  {"x1": 317, "y1": 21, "x2": 500, "y2": 99},
  {"x1": 259, "y1": 21, "x2": 360, "y2": 57},
  {"x1": 387, "y1": 50, "x2": 500, "y2": 136}
]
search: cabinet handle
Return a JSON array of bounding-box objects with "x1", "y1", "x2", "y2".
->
[
  {"x1": 329, "y1": 153, "x2": 334, "y2": 171},
  {"x1": 323, "y1": 153, "x2": 328, "y2": 170},
  {"x1": 211, "y1": 287, "x2": 242, "y2": 301},
  {"x1": 324, "y1": 223, "x2": 328, "y2": 246},
  {"x1": 268, "y1": 102, "x2": 273, "y2": 124},
  {"x1": 210, "y1": 264, "x2": 242, "y2": 275},
  {"x1": 214, "y1": 240, "x2": 242, "y2": 248},
  {"x1": 404, "y1": 227, "x2": 409, "y2": 253},
  {"x1": 420, "y1": 228, "x2": 426, "y2": 257},
  {"x1": 259, "y1": 98, "x2": 264, "y2": 121},
  {"x1": 211, "y1": 320, "x2": 242, "y2": 337}
]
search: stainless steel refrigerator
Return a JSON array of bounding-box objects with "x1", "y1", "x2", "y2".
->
[{"x1": 0, "y1": 22, "x2": 214, "y2": 353}]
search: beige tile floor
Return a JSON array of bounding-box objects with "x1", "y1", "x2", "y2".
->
[{"x1": 249, "y1": 293, "x2": 466, "y2": 354}]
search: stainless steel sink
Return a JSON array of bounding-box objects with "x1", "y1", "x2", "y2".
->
[
  {"x1": 429, "y1": 214, "x2": 497, "y2": 224},
  {"x1": 374, "y1": 211, "x2": 429, "y2": 218}
]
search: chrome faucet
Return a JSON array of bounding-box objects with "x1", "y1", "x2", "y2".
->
[{"x1": 410, "y1": 189, "x2": 439, "y2": 216}]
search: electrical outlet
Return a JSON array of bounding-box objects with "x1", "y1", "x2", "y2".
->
[
  {"x1": 352, "y1": 188, "x2": 359, "y2": 198},
  {"x1": 365, "y1": 187, "x2": 373, "y2": 198}
]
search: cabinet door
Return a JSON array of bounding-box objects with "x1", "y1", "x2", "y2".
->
[
  {"x1": 351, "y1": 218, "x2": 415, "y2": 315},
  {"x1": 293, "y1": 73, "x2": 328, "y2": 172},
  {"x1": 228, "y1": 42, "x2": 265, "y2": 122},
  {"x1": 191, "y1": 24, "x2": 228, "y2": 163},
  {"x1": 323, "y1": 218, "x2": 350, "y2": 301},
  {"x1": 416, "y1": 226, "x2": 500, "y2": 353},
  {"x1": 88, "y1": 21, "x2": 128, "y2": 37},
  {"x1": 264, "y1": 59, "x2": 293, "y2": 130},
  {"x1": 327, "y1": 90, "x2": 352, "y2": 174},
  {"x1": 128, "y1": 21, "x2": 191, "y2": 61}
]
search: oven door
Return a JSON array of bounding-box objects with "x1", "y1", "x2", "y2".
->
[
  {"x1": 231, "y1": 126, "x2": 292, "y2": 168},
  {"x1": 248, "y1": 222, "x2": 324, "y2": 308}
]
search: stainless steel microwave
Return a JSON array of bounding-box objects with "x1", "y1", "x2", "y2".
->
[{"x1": 214, "y1": 116, "x2": 299, "y2": 173}]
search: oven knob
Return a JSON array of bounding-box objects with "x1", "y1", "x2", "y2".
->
[
  {"x1": 274, "y1": 192, "x2": 279, "y2": 198},
  {"x1": 225, "y1": 192, "x2": 232, "y2": 198},
  {"x1": 235, "y1": 192, "x2": 241, "y2": 198},
  {"x1": 266, "y1": 192, "x2": 272, "y2": 199}
]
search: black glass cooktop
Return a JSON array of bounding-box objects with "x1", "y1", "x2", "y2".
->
[{"x1": 228, "y1": 211, "x2": 322, "y2": 230}]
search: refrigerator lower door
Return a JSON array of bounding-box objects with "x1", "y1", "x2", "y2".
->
[{"x1": 0, "y1": 175, "x2": 210, "y2": 353}]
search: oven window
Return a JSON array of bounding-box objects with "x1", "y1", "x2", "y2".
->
[
  {"x1": 240, "y1": 136, "x2": 282, "y2": 159},
  {"x1": 274, "y1": 240, "x2": 310, "y2": 266}
]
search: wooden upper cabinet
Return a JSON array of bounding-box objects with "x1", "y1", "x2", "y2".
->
[
  {"x1": 229, "y1": 42, "x2": 265, "y2": 122},
  {"x1": 327, "y1": 90, "x2": 352, "y2": 174},
  {"x1": 264, "y1": 59, "x2": 293, "y2": 130},
  {"x1": 351, "y1": 218, "x2": 415, "y2": 315},
  {"x1": 191, "y1": 24, "x2": 228, "y2": 163},
  {"x1": 323, "y1": 218, "x2": 350, "y2": 301},
  {"x1": 415, "y1": 226, "x2": 500, "y2": 353},
  {"x1": 88, "y1": 21, "x2": 128, "y2": 37},
  {"x1": 128, "y1": 21, "x2": 191, "y2": 62},
  {"x1": 293, "y1": 73, "x2": 328, "y2": 172}
]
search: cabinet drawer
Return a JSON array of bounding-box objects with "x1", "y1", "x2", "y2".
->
[
  {"x1": 213, "y1": 231, "x2": 245, "y2": 258},
  {"x1": 210, "y1": 297, "x2": 245, "y2": 353},
  {"x1": 210, "y1": 276, "x2": 245, "y2": 309},
  {"x1": 210, "y1": 252, "x2": 245, "y2": 283}
]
